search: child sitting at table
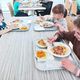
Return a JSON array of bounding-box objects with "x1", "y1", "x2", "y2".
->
[
  {"x1": 0, "y1": 10, "x2": 18, "y2": 36},
  {"x1": 48, "y1": 16, "x2": 80, "y2": 60},
  {"x1": 40, "y1": 4, "x2": 68, "y2": 31},
  {"x1": 13, "y1": 0, "x2": 28, "y2": 16},
  {"x1": 61, "y1": 58, "x2": 80, "y2": 77}
]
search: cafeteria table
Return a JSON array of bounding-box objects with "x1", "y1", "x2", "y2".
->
[{"x1": 0, "y1": 16, "x2": 80, "y2": 80}]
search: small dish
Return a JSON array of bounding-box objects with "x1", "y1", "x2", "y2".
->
[
  {"x1": 36, "y1": 50, "x2": 47, "y2": 62},
  {"x1": 19, "y1": 26, "x2": 29, "y2": 31},
  {"x1": 18, "y1": 23, "x2": 30, "y2": 31},
  {"x1": 36, "y1": 39, "x2": 47, "y2": 48}
]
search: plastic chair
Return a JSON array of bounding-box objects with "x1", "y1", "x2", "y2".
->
[
  {"x1": 66, "y1": 16, "x2": 74, "y2": 31},
  {"x1": 35, "y1": 1, "x2": 53, "y2": 16},
  {"x1": 65, "y1": 0, "x2": 71, "y2": 15},
  {"x1": 71, "y1": 1, "x2": 77, "y2": 16}
]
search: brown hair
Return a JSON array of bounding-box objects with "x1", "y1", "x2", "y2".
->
[
  {"x1": 73, "y1": 16, "x2": 80, "y2": 28},
  {"x1": 52, "y1": 4, "x2": 65, "y2": 14}
]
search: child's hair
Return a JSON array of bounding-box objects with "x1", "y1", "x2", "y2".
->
[
  {"x1": 52, "y1": 4, "x2": 67, "y2": 18},
  {"x1": 74, "y1": 16, "x2": 80, "y2": 29}
]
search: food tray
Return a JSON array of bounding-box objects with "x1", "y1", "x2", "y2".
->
[
  {"x1": 12, "y1": 28, "x2": 29, "y2": 32},
  {"x1": 33, "y1": 40, "x2": 73, "y2": 71},
  {"x1": 33, "y1": 24, "x2": 57, "y2": 31}
]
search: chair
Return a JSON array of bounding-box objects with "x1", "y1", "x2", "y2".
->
[
  {"x1": 35, "y1": 1, "x2": 53, "y2": 16},
  {"x1": 70, "y1": 1, "x2": 77, "y2": 16},
  {"x1": 66, "y1": 16, "x2": 74, "y2": 31},
  {"x1": 7, "y1": 3, "x2": 14, "y2": 16},
  {"x1": 65, "y1": 0, "x2": 77, "y2": 16},
  {"x1": 65, "y1": 0, "x2": 71, "y2": 15}
]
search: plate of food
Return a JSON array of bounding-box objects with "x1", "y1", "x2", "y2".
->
[
  {"x1": 34, "y1": 18, "x2": 44, "y2": 24},
  {"x1": 18, "y1": 23, "x2": 30, "y2": 31},
  {"x1": 19, "y1": 26, "x2": 29, "y2": 31},
  {"x1": 36, "y1": 39, "x2": 47, "y2": 48},
  {"x1": 48, "y1": 42, "x2": 71, "y2": 57},
  {"x1": 35, "y1": 50, "x2": 47, "y2": 62},
  {"x1": 13, "y1": 26, "x2": 29, "y2": 31},
  {"x1": 40, "y1": 21, "x2": 54, "y2": 28}
]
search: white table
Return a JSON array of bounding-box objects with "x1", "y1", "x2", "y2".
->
[
  {"x1": 19, "y1": 6, "x2": 46, "y2": 11},
  {"x1": 19, "y1": 5, "x2": 46, "y2": 15},
  {"x1": 0, "y1": 16, "x2": 80, "y2": 80}
]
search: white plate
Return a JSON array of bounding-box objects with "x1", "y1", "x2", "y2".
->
[
  {"x1": 36, "y1": 39, "x2": 47, "y2": 48},
  {"x1": 13, "y1": 26, "x2": 29, "y2": 32},
  {"x1": 40, "y1": 21, "x2": 54, "y2": 28},
  {"x1": 48, "y1": 42, "x2": 71, "y2": 57}
]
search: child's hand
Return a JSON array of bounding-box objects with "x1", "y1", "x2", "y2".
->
[
  {"x1": 54, "y1": 23, "x2": 65, "y2": 32},
  {"x1": 61, "y1": 59, "x2": 77, "y2": 74},
  {"x1": 47, "y1": 37, "x2": 56, "y2": 44},
  {"x1": 47, "y1": 33, "x2": 58, "y2": 44}
]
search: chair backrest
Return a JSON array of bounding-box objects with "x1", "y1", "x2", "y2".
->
[
  {"x1": 65, "y1": 0, "x2": 71, "y2": 15},
  {"x1": 66, "y1": 16, "x2": 74, "y2": 31},
  {"x1": 7, "y1": 3, "x2": 14, "y2": 16},
  {"x1": 65, "y1": 0, "x2": 77, "y2": 15},
  {"x1": 71, "y1": 1, "x2": 77, "y2": 15}
]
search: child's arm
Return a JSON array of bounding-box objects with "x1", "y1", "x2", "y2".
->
[
  {"x1": 0, "y1": 28, "x2": 12, "y2": 35},
  {"x1": 61, "y1": 59, "x2": 80, "y2": 77},
  {"x1": 54, "y1": 22, "x2": 68, "y2": 32},
  {"x1": 0, "y1": 24, "x2": 18, "y2": 35},
  {"x1": 48, "y1": 31, "x2": 74, "y2": 44}
]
